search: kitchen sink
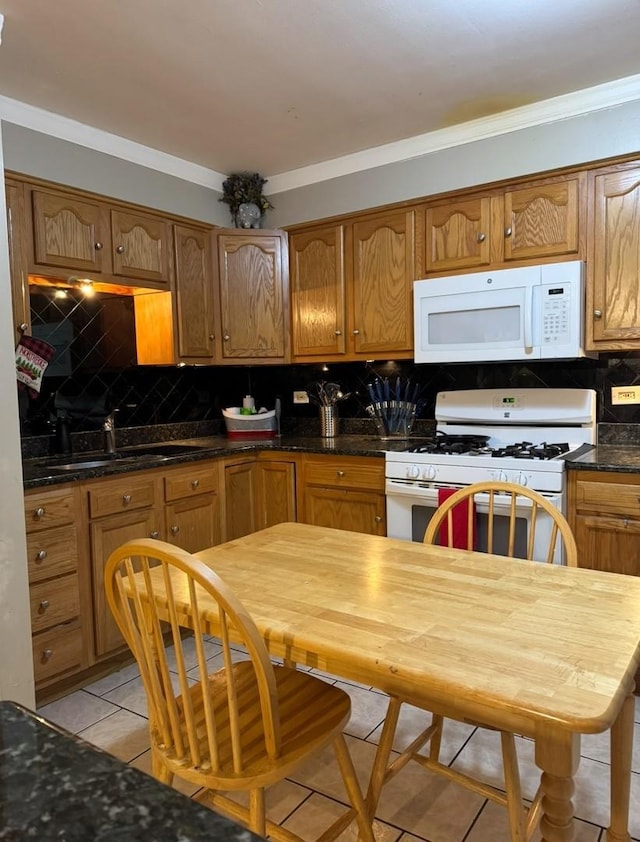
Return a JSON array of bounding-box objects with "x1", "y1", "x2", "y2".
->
[
  {"x1": 30, "y1": 443, "x2": 208, "y2": 475},
  {"x1": 121, "y1": 443, "x2": 208, "y2": 457}
]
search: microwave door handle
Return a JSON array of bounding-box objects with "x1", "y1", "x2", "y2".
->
[{"x1": 523, "y1": 285, "x2": 534, "y2": 351}]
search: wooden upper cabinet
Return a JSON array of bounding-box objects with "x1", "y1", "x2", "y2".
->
[
  {"x1": 588, "y1": 163, "x2": 640, "y2": 349},
  {"x1": 424, "y1": 173, "x2": 584, "y2": 275},
  {"x1": 5, "y1": 179, "x2": 30, "y2": 342},
  {"x1": 110, "y1": 209, "x2": 172, "y2": 287},
  {"x1": 290, "y1": 223, "x2": 346, "y2": 357},
  {"x1": 173, "y1": 224, "x2": 215, "y2": 361},
  {"x1": 31, "y1": 188, "x2": 107, "y2": 274},
  {"x1": 215, "y1": 230, "x2": 289, "y2": 363},
  {"x1": 351, "y1": 209, "x2": 415, "y2": 356},
  {"x1": 425, "y1": 196, "x2": 492, "y2": 273},
  {"x1": 503, "y1": 175, "x2": 581, "y2": 262}
]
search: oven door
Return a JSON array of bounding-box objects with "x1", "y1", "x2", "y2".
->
[{"x1": 386, "y1": 480, "x2": 566, "y2": 564}]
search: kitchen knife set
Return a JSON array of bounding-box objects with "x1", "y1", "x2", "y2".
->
[{"x1": 366, "y1": 377, "x2": 420, "y2": 439}]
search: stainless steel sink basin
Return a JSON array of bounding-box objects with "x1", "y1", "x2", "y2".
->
[
  {"x1": 48, "y1": 456, "x2": 148, "y2": 471},
  {"x1": 122, "y1": 444, "x2": 207, "y2": 457},
  {"x1": 32, "y1": 443, "x2": 207, "y2": 475}
]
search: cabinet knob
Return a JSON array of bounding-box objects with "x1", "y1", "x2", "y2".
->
[
  {"x1": 336, "y1": 470, "x2": 345, "y2": 477},
  {"x1": 477, "y1": 232, "x2": 487, "y2": 242},
  {"x1": 150, "y1": 530, "x2": 160, "y2": 539},
  {"x1": 191, "y1": 479, "x2": 200, "y2": 490},
  {"x1": 223, "y1": 334, "x2": 230, "y2": 341},
  {"x1": 95, "y1": 241, "x2": 103, "y2": 251},
  {"x1": 39, "y1": 599, "x2": 50, "y2": 611},
  {"x1": 209, "y1": 334, "x2": 215, "y2": 340},
  {"x1": 335, "y1": 329, "x2": 342, "y2": 336},
  {"x1": 122, "y1": 494, "x2": 132, "y2": 505},
  {"x1": 34, "y1": 507, "x2": 45, "y2": 519},
  {"x1": 116, "y1": 245, "x2": 125, "y2": 254},
  {"x1": 170, "y1": 525, "x2": 180, "y2": 535},
  {"x1": 35, "y1": 549, "x2": 48, "y2": 561},
  {"x1": 593, "y1": 310, "x2": 603, "y2": 319},
  {"x1": 504, "y1": 227, "x2": 512, "y2": 238},
  {"x1": 41, "y1": 649, "x2": 53, "y2": 662},
  {"x1": 19, "y1": 323, "x2": 29, "y2": 333},
  {"x1": 374, "y1": 516, "x2": 383, "y2": 523},
  {"x1": 352, "y1": 329, "x2": 360, "y2": 336}
]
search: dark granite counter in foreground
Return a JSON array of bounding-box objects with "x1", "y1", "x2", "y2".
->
[
  {"x1": 566, "y1": 444, "x2": 640, "y2": 473},
  {"x1": 0, "y1": 700, "x2": 259, "y2": 841}
]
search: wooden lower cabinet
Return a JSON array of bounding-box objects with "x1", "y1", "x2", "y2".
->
[
  {"x1": 223, "y1": 458, "x2": 257, "y2": 541},
  {"x1": 255, "y1": 454, "x2": 297, "y2": 529},
  {"x1": 24, "y1": 486, "x2": 87, "y2": 689},
  {"x1": 164, "y1": 462, "x2": 222, "y2": 553},
  {"x1": 567, "y1": 469, "x2": 640, "y2": 576},
  {"x1": 299, "y1": 454, "x2": 386, "y2": 536}
]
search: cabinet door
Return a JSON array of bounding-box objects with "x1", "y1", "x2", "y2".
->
[
  {"x1": 503, "y1": 176, "x2": 580, "y2": 262},
  {"x1": 217, "y1": 231, "x2": 288, "y2": 361},
  {"x1": 351, "y1": 209, "x2": 416, "y2": 355},
  {"x1": 31, "y1": 188, "x2": 106, "y2": 273},
  {"x1": 224, "y1": 461, "x2": 257, "y2": 540},
  {"x1": 110, "y1": 209, "x2": 172, "y2": 286},
  {"x1": 6, "y1": 180, "x2": 30, "y2": 343},
  {"x1": 425, "y1": 196, "x2": 492, "y2": 273},
  {"x1": 290, "y1": 224, "x2": 346, "y2": 358},
  {"x1": 302, "y1": 487, "x2": 385, "y2": 535},
  {"x1": 589, "y1": 166, "x2": 640, "y2": 347},
  {"x1": 255, "y1": 461, "x2": 296, "y2": 529},
  {"x1": 574, "y1": 513, "x2": 640, "y2": 576},
  {"x1": 166, "y1": 493, "x2": 221, "y2": 553},
  {"x1": 90, "y1": 507, "x2": 161, "y2": 657},
  {"x1": 173, "y1": 224, "x2": 215, "y2": 360}
]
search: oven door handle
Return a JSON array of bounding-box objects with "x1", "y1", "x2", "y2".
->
[{"x1": 386, "y1": 482, "x2": 558, "y2": 511}]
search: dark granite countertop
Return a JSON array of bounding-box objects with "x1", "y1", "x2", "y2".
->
[
  {"x1": 0, "y1": 700, "x2": 260, "y2": 841},
  {"x1": 22, "y1": 433, "x2": 418, "y2": 489},
  {"x1": 566, "y1": 444, "x2": 640, "y2": 473}
]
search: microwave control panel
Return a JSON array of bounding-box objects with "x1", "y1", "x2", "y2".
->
[{"x1": 541, "y1": 285, "x2": 570, "y2": 344}]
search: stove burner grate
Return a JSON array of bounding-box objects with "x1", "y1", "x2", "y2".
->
[
  {"x1": 403, "y1": 438, "x2": 571, "y2": 460},
  {"x1": 489, "y1": 442, "x2": 570, "y2": 460}
]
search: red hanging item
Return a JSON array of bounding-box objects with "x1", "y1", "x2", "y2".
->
[
  {"x1": 16, "y1": 334, "x2": 56, "y2": 399},
  {"x1": 437, "y1": 487, "x2": 477, "y2": 550}
]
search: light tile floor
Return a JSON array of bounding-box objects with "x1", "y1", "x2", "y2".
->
[{"x1": 38, "y1": 638, "x2": 640, "y2": 841}]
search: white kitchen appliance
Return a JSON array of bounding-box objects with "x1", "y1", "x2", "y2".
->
[
  {"x1": 385, "y1": 388, "x2": 596, "y2": 563},
  {"x1": 413, "y1": 260, "x2": 595, "y2": 364}
]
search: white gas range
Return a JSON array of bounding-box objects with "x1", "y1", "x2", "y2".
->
[{"x1": 385, "y1": 388, "x2": 596, "y2": 557}]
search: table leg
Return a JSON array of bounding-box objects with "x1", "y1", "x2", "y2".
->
[
  {"x1": 607, "y1": 686, "x2": 634, "y2": 842},
  {"x1": 535, "y1": 728, "x2": 580, "y2": 842}
]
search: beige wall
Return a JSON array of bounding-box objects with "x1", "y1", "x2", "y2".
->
[{"x1": 0, "y1": 131, "x2": 34, "y2": 707}]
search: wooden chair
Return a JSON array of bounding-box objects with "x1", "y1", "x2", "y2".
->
[
  {"x1": 366, "y1": 481, "x2": 578, "y2": 842},
  {"x1": 105, "y1": 538, "x2": 375, "y2": 842}
]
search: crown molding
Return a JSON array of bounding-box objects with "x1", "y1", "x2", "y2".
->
[
  {"x1": 1, "y1": 73, "x2": 640, "y2": 197},
  {"x1": 267, "y1": 73, "x2": 640, "y2": 194},
  {"x1": 0, "y1": 94, "x2": 227, "y2": 191}
]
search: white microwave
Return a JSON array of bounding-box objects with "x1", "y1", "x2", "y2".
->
[{"x1": 413, "y1": 260, "x2": 596, "y2": 364}]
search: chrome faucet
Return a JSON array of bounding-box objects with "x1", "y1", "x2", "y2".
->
[{"x1": 103, "y1": 412, "x2": 116, "y2": 454}]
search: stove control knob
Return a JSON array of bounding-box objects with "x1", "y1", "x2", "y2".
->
[
  {"x1": 499, "y1": 470, "x2": 509, "y2": 483},
  {"x1": 422, "y1": 465, "x2": 436, "y2": 480},
  {"x1": 408, "y1": 465, "x2": 420, "y2": 479},
  {"x1": 517, "y1": 473, "x2": 528, "y2": 486}
]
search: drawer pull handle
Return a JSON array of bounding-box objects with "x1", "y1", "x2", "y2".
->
[
  {"x1": 122, "y1": 494, "x2": 132, "y2": 505},
  {"x1": 34, "y1": 507, "x2": 46, "y2": 519},
  {"x1": 150, "y1": 530, "x2": 160, "y2": 539},
  {"x1": 191, "y1": 479, "x2": 200, "y2": 490},
  {"x1": 39, "y1": 599, "x2": 50, "y2": 611},
  {"x1": 170, "y1": 525, "x2": 180, "y2": 535},
  {"x1": 375, "y1": 516, "x2": 382, "y2": 523},
  {"x1": 36, "y1": 550, "x2": 48, "y2": 561},
  {"x1": 42, "y1": 648, "x2": 53, "y2": 662},
  {"x1": 336, "y1": 470, "x2": 345, "y2": 477}
]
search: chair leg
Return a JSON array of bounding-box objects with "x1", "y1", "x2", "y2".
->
[
  {"x1": 365, "y1": 696, "x2": 402, "y2": 818},
  {"x1": 500, "y1": 731, "x2": 527, "y2": 842},
  {"x1": 151, "y1": 748, "x2": 174, "y2": 786},
  {"x1": 249, "y1": 788, "x2": 266, "y2": 836},
  {"x1": 428, "y1": 713, "x2": 444, "y2": 762},
  {"x1": 332, "y1": 733, "x2": 375, "y2": 842}
]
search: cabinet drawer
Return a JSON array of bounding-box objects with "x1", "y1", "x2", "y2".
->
[
  {"x1": 30, "y1": 574, "x2": 80, "y2": 634},
  {"x1": 27, "y1": 525, "x2": 78, "y2": 583},
  {"x1": 164, "y1": 466, "x2": 218, "y2": 501},
  {"x1": 575, "y1": 479, "x2": 640, "y2": 516},
  {"x1": 88, "y1": 476, "x2": 156, "y2": 518},
  {"x1": 303, "y1": 457, "x2": 384, "y2": 491},
  {"x1": 32, "y1": 621, "x2": 83, "y2": 684},
  {"x1": 24, "y1": 489, "x2": 76, "y2": 532}
]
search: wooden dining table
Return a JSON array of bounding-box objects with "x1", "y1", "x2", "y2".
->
[{"x1": 142, "y1": 522, "x2": 640, "y2": 842}]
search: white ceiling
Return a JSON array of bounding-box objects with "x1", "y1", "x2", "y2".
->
[{"x1": 1, "y1": 0, "x2": 640, "y2": 189}]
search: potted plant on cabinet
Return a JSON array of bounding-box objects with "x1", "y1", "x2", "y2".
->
[{"x1": 219, "y1": 172, "x2": 274, "y2": 228}]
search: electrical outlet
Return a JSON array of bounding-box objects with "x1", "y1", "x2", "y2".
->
[
  {"x1": 611, "y1": 386, "x2": 640, "y2": 405},
  {"x1": 293, "y1": 390, "x2": 309, "y2": 404}
]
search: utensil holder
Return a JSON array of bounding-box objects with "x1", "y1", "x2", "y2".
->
[
  {"x1": 366, "y1": 401, "x2": 417, "y2": 439},
  {"x1": 320, "y1": 406, "x2": 338, "y2": 438}
]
